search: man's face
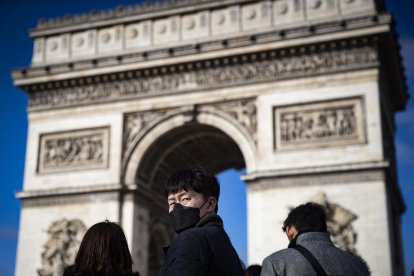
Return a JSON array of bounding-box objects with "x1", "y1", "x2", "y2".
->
[{"x1": 167, "y1": 188, "x2": 208, "y2": 215}]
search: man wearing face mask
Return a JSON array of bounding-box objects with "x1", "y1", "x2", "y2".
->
[{"x1": 159, "y1": 168, "x2": 245, "y2": 276}]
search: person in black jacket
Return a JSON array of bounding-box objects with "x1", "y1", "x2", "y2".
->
[
  {"x1": 159, "y1": 168, "x2": 244, "y2": 276},
  {"x1": 63, "y1": 220, "x2": 139, "y2": 276}
]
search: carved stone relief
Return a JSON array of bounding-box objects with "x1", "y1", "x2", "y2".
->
[
  {"x1": 213, "y1": 99, "x2": 257, "y2": 142},
  {"x1": 122, "y1": 99, "x2": 257, "y2": 161},
  {"x1": 28, "y1": 46, "x2": 377, "y2": 110},
  {"x1": 123, "y1": 111, "x2": 166, "y2": 156},
  {"x1": 37, "y1": 219, "x2": 87, "y2": 276},
  {"x1": 38, "y1": 127, "x2": 109, "y2": 173},
  {"x1": 311, "y1": 192, "x2": 359, "y2": 254},
  {"x1": 274, "y1": 98, "x2": 365, "y2": 150}
]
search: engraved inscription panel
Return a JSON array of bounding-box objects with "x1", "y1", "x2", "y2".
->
[
  {"x1": 274, "y1": 98, "x2": 365, "y2": 150},
  {"x1": 38, "y1": 127, "x2": 109, "y2": 173}
]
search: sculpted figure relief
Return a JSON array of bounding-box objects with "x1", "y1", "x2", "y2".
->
[
  {"x1": 311, "y1": 192, "x2": 359, "y2": 254},
  {"x1": 123, "y1": 111, "x2": 166, "y2": 156},
  {"x1": 214, "y1": 100, "x2": 257, "y2": 142},
  {"x1": 44, "y1": 136, "x2": 103, "y2": 168},
  {"x1": 123, "y1": 99, "x2": 257, "y2": 160},
  {"x1": 280, "y1": 107, "x2": 357, "y2": 144},
  {"x1": 37, "y1": 219, "x2": 87, "y2": 276},
  {"x1": 29, "y1": 46, "x2": 377, "y2": 110},
  {"x1": 275, "y1": 98, "x2": 365, "y2": 150},
  {"x1": 39, "y1": 128, "x2": 109, "y2": 173}
]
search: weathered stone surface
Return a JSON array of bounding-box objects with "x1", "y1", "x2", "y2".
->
[{"x1": 28, "y1": 0, "x2": 378, "y2": 65}]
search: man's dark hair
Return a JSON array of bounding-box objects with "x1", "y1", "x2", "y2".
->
[
  {"x1": 65, "y1": 220, "x2": 138, "y2": 276},
  {"x1": 165, "y1": 168, "x2": 220, "y2": 212},
  {"x1": 282, "y1": 202, "x2": 327, "y2": 232}
]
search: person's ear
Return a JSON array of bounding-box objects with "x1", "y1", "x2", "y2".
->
[
  {"x1": 206, "y1": 197, "x2": 217, "y2": 213},
  {"x1": 286, "y1": 225, "x2": 298, "y2": 240}
]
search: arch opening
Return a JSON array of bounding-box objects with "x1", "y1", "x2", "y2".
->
[
  {"x1": 131, "y1": 122, "x2": 247, "y2": 276},
  {"x1": 136, "y1": 123, "x2": 245, "y2": 191}
]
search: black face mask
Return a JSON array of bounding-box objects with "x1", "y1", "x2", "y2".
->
[{"x1": 169, "y1": 200, "x2": 209, "y2": 233}]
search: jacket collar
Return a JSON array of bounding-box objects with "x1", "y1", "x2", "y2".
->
[
  {"x1": 196, "y1": 214, "x2": 223, "y2": 228},
  {"x1": 163, "y1": 215, "x2": 224, "y2": 255},
  {"x1": 288, "y1": 231, "x2": 332, "y2": 248}
]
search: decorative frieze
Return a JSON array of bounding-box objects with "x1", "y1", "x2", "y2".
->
[
  {"x1": 274, "y1": 98, "x2": 365, "y2": 150},
  {"x1": 38, "y1": 127, "x2": 109, "y2": 173},
  {"x1": 28, "y1": 46, "x2": 378, "y2": 111}
]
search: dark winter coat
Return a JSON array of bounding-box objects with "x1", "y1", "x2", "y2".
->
[
  {"x1": 261, "y1": 232, "x2": 370, "y2": 276},
  {"x1": 159, "y1": 215, "x2": 244, "y2": 276}
]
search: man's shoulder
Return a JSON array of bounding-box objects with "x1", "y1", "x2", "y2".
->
[
  {"x1": 261, "y1": 248, "x2": 304, "y2": 275},
  {"x1": 183, "y1": 220, "x2": 223, "y2": 236},
  {"x1": 263, "y1": 248, "x2": 297, "y2": 264}
]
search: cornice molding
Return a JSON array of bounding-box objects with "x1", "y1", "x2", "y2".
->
[
  {"x1": 15, "y1": 183, "x2": 127, "y2": 200},
  {"x1": 242, "y1": 161, "x2": 390, "y2": 182},
  {"x1": 13, "y1": 13, "x2": 390, "y2": 83}
]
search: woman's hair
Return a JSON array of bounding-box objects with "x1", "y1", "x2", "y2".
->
[{"x1": 67, "y1": 220, "x2": 137, "y2": 276}]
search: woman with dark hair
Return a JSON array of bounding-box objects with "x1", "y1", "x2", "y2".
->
[{"x1": 64, "y1": 220, "x2": 139, "y2": 276}]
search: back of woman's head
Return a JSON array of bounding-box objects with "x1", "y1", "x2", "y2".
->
[{"x1": 72, "y1": 220, "x2": 133, "y2": 276}]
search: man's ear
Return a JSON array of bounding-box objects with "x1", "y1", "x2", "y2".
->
[
  {"x1": 287, "y1": 225, "x2": 298, "y2": 240},
  {"x1": 206, "y1": 197, "x2": 217, "y2": 213}
]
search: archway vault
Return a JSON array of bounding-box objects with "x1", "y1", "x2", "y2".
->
[
  {"x1": 123, "y1": 104, "x2": 258, "y2": 189},
  {"x1": 122, "y1": 105, "x2": 255, "y2": 276},
  {"x1": 139, "y1": 123, "x2": 245, "y2": 190}
]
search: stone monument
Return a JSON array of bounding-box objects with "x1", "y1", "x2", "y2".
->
[{"x1": 12, "y1": 0, "x2": 407, "y2": 275}]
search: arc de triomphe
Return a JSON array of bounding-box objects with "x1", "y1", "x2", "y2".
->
[{"x1": 12, "y1": 0, "x2": 407, "y2": 275}]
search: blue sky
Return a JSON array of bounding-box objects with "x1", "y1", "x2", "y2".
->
[{"x1": 0, "y1": 0, "x2": 413, "y2": 275}]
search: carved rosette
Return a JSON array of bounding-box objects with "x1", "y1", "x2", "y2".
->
[
  {"x1": 37, "y1": 219, "x2": 87, "y2": 276},
  {"x1": 38, "y1": 127, "x2": 109, "y2": 173},
  {"x1": 311, "y1": 192, "x2": 359, "y2": 254},
  {"x1": 274, "y1": 98, "x2": 365, "y2": 150}
]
